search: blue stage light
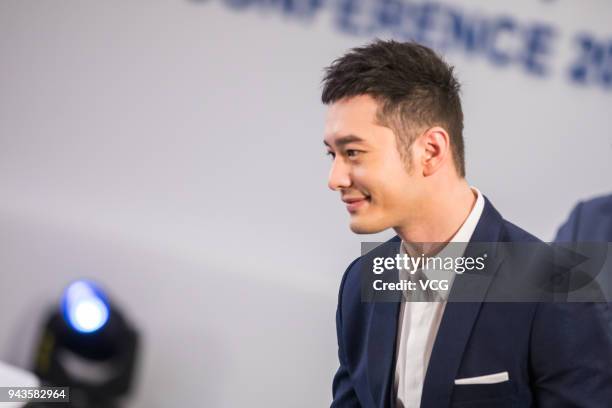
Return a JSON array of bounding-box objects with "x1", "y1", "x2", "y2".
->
[{"x1": 62, "y1": 280, "x2": 110, "y2": 333}]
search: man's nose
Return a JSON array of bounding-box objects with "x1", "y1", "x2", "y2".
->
[{"x1": 328, "y1": 158, "x2": 351, "y2": 191}]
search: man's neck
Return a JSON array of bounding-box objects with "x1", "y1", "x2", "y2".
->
[{"x1": 393, "y1": 181, "x2": 477, "y2": 255}]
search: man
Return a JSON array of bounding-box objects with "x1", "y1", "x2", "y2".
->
[
  {"x1": 555, "y1": 193, "x2": 612, "y2": 305},
  {"x1": 322, "y1": 40, "x2": 612, "y2": 407},
  {"x1": 555, "y1": 194, "x2": 612, "y2": 242}
]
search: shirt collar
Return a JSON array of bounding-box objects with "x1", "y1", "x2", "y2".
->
[
  {"x1": 448, "y1": 186, "x2": 485, "y2": 245},
  {"x1": 400, "y1": 187, "x2": 485, "y2": 300}
]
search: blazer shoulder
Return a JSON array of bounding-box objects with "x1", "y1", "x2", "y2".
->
[
  {"x1": 555, "y1": 193, "x2": 612, "y2": 241},
  {"x1": 337, "y1": 235, "x2": 400, "y2": 305},
  {"x1": 338, "y1": 256, "x2": 361, "y2": 302},
  {"x1": 501, "y1": 218, "x2": 542, "y2": 243},
  {"x1": 581, "y1": 193, "x2": 612, "y2": 216}
]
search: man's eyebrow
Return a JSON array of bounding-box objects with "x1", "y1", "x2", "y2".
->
[{"x1": 323, "y1": 135, "x2": 365, "y2": 148}]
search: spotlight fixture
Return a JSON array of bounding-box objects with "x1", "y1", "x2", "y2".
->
[{"x1": 32, "y1": 280, "x2": 139, "y2": 408}]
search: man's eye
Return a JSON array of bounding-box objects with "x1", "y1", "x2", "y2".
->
[
  {"x1": 326, "y1": 151, "x2": 336, "y2": 159},
  {"x1": 346, "y1": 149, "x2": 360, "y2": 158}
]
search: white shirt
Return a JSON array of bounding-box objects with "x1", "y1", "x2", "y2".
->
[{"x1": 393, "y1": 187, "x2": 485, "y2": 408}]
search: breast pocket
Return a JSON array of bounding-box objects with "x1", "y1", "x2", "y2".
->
[{"x1": 451, "y1": 380, "x2": 517, "y2": 407}]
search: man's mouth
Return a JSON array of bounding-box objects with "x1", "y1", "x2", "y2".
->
[{"x1": 342, "y1": 196, "x2": 370, "y2": 213}]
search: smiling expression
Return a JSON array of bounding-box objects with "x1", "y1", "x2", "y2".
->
[{"x1": 324, "y1": 94, "x2": 428, "y2": 234}]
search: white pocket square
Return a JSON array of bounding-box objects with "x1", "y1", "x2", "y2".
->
[{"x1": 454, "y1": 371, "x2": 509, "y2": 385}]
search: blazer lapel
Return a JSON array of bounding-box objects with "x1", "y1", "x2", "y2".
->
[
  {"x1": 420, "y1": 197, "x2": 506, "y2": 408},
  {"x1": 368, "y1": 299, "x2": 401, "y2": 408},
  {"x1": 366, "y1": 238, "x2": 402, "y2": 408}
]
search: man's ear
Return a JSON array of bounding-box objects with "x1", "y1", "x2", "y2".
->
[{"x1": 419, "y1": 126, "x2": 450, "y2": 176}]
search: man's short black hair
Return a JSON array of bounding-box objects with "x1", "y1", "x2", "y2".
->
[{"x1": 321, "y1": 39, "x2": 465, "y2": 177}]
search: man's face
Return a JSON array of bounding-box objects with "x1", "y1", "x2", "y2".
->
[{"x1": 324, "y1": 94, "x2": 425, "y2": 234}]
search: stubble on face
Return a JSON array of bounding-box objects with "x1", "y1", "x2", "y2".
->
[{"x1": 325, "y1": 95, "x2": 420, "y2": 235}]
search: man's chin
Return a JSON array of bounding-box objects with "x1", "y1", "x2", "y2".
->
[{"x1": 349, "y1": 218, "x2": 387, "y2": 234}]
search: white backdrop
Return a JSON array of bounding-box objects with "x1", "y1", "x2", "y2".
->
[{"x1": 0, "y1": 1, "x2": 611, "y2": 407}]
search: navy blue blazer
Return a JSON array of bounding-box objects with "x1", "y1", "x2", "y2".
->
[
  {"x1": 555, "y1": 193, "x2": 612, "y2": 242},
  {"x1": 332, "y1": 197, "x2": 612, "y2": 407}
]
